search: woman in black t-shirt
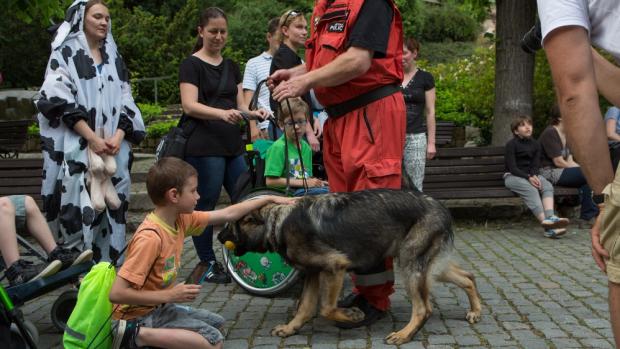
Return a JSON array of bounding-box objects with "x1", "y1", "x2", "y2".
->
[
  {"x1": 179, "y1": 7, "x2": 267, "y2": 284},
  {"x1": 269, "y1": 9, "x2": 320, "y2": 151},
  {"x1": 401, "y1": 37, "x2": 436, "y2": 191}
]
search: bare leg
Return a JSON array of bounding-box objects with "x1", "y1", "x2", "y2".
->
[
  {"x1": 136, "y1": 327, "x2": 221, "y2": 349},
  {"x1": 542, "y1": 196, "x2": 554, "y2": 215},
  {"x1": 272, "y1": 273, "x2": 320, "y2": 337},
  {"x1": 0, "y1": 197, "x2": 20, "y2": 266},
  {"x1": 609, "y1": 281, "x2": 620, "y2": 348},
  {"x1": 23, "y1": 195, "x2": 57, "y2": 253},
  {"x1": 436, "y1": 263, "x2": 482, "y2": 323},
  {"x1": 385, "y1": 271, "x2": 431, "y2": 345},
  {"x1": 319, "y1": 269, "x2": 364, "y2": 322}
]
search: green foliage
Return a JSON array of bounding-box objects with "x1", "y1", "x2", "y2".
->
[
  {"x1": 419, "y1": 42, "x2": 477, "y2": 64},
  {"x1": 424, "y1": 44, "x2": 495, "y2": 137},
  {"x1": 27, "y1": 122, "x2": 40, "y2": 136},
  {"x1": 418, "y1": 3, "x2": 480, "y2": 42},
  {"x1": 146, "y1": 120, "x2": 177, "y2": 139},
  {"x1": 137, "y1": 103, "x2": 163, "y2": 124},
  {"x1": 7, "y1": 0, "x2": 71, "y2": 25}
]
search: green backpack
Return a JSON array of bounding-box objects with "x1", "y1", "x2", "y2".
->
[{"x1": 63, "y1": 262, "x2": 116, "y2": 349}]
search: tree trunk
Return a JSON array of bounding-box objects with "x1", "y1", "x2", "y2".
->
[{"x1": 491, "y1": 0, "x2": 537, "y2": 146}]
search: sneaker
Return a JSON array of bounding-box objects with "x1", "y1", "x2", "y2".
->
[
  {"x1": 541, "y1": 215, "x2": 569, "y2": 229},
  {"x1": 338, "y1": 292, "x2": 362, "y2": 308},
  {"x1": 544, "y1": 228, "x2": 567, "y2": 239},
  {"x1": 48, "y1": 246, "x2": 94, "y2": 269},
  {"x1": 187, "y1": 261, "x2": 231, "y2": 284},
  {"x1": 112, "y1": 319, "x2": 140, "y2": 349},
  {"x1": 334, "y1": 295, "x2": 386, "y2": 329},
  {"x1": 5, "y1": 259, "x2": 63, "y2": 287},
  {"x1": 203, "y1": 261, "x2": 231, "y2": 284}
]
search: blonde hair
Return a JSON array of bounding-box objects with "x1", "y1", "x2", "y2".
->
[
  {"x1": 277, "y1": 97, "x2": 309, "y2": 123},
  {"x1": 275, "y1": 9, "x2": 304, "y2": 42}
]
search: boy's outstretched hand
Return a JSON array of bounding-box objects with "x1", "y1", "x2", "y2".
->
[
  {"x1": 167, "y1": 282, "x2": 202, "y2": 303},
  {"x1": 269, "y1": 196, "x2": 300, "y2": 205}
]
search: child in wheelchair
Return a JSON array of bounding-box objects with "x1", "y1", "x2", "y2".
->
[
  {"x1": 265, "y1": 97, "x2": 329, "y2": 196},
  {"x1": 0, "y1": 195, "x2": 93, "y2": 286}
]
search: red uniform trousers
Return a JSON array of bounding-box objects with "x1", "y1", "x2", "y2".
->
[{"x1": 322, "y1": 93, "x2": 406, "y2": 310}]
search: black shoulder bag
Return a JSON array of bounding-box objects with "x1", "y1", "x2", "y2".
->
[{"x1": 156, "y1": 59, "x2": 230, "y2": 160}]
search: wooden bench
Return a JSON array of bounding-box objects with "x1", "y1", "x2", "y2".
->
[
  {"x1": 0, "y1": 158, "x2": 147, "y2": 210},
  {"x1": 0, "y1": 119, "x2": 33, "y2": 158},
  {"x1": 423, "y1": 146, "x2": 579, "y2": 200},
  {"x1": 435, "y1": 120, "x2": 456, "y2": 147}
]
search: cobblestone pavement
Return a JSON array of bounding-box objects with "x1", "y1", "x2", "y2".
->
[{"x1": 19, "y1": 220, "x2": 615, "y2": 348}]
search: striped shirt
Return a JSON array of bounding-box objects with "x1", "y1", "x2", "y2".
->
[{"x1": 242, "y1": 52, "x2": 273, "y2": 114}]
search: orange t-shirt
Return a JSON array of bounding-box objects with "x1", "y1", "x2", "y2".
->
[{"x1": 112, "y1": 211, "x2": 209, "y2": 320}]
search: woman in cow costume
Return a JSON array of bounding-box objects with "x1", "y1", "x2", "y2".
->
[{"x1": 35, "y1": 0, "x2": 145, "y2": 262}]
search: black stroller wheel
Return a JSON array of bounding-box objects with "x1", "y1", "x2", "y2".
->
[{"x1": 50, "y1": 289, "x2": 78, "y2": 332}]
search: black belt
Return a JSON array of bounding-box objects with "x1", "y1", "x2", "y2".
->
[{"x1": 325, "y1": 84, "x2": 401, "y2": 118}]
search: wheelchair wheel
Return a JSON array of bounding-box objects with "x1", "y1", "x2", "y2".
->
[
  {"x1": 10, "y1": 320, "x2": 38, "y2": 349},
  {"x1": 50, "y1": 289, "x2": 78, "y2": 332},
  {"x1": 222, "y1": 189, "x2": 301, "y2": 297}
]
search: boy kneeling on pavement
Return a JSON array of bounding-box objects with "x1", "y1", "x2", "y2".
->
[{"x1": 109, "y1": 157, "x2": 295, "y2": 349}]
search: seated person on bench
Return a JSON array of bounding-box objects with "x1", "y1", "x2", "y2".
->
[
  {"x1": 0, "y1": 195, "x2": 92, "y2": 286},
  {"x1": 264, "y1": 97, "x2": 329, "y2": 196}
]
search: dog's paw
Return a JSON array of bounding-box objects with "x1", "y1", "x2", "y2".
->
[
  {"x1": 271, "y1": 324, "x2": 296, "y2": 337},
  {"x1": 385, "y1": 330, "x2": 412, "y2": 345},
  {"x1": 466, "y1": 311, "x2": 481, "y2": 324},
  {"x1": 343, "y1": 306, "x2": 365, "y2": 322}
]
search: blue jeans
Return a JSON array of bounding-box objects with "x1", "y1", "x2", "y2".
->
[
  {"x1": 185, "y1": 155, "x2": 247, "y2": 262},
  {"x1": 293, "y1": 186, "x2": 330, "y2": 196},
  {"x1": 557, "y1": 167, "x2": 599, "y2": 220}
]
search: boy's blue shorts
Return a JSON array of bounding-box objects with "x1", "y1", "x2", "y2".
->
[{"x1": 8, "y1": 195, "x2": 27, "y2": 233}]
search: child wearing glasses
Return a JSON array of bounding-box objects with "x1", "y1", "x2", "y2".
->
[{"x1": 265, "y1": 97, "x2": 329, "y2": 196}]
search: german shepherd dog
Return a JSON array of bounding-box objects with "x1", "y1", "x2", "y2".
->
[{"x1": 218, "y1": 189, "x2": 482, "y2": 344}]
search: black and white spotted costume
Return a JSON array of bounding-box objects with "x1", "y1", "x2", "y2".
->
[{"x1": 35, "y1": 0, "x2": 145, "y2": 262}]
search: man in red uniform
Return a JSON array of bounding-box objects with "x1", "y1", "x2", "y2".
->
[{"x1": 271, "y1": 0, "x2": 405, "y2": 327}]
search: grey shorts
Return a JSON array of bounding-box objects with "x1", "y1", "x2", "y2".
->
[
  {"x1": 113, "y1": 303, "x2": 225, "y2": 345},
  {"x1": 8, "y1": 195, "x2": 27, "y2": 233}
]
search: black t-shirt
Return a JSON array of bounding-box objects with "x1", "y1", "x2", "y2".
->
[
  {"x1": 347, "y1": 0, "x2": 393, "y2": 58},
  {"x1": 402, "y1": 69, "x2": 435, "y2": 134},
  {"x1": 269, "y1": 44, "x2": 309, "y2": 112},
  {"x1": 179, "y1": 56, "x2": 243, "y2": 157}
]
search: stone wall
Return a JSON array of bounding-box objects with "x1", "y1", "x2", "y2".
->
[{"x1": 0, "y1": 90, "x2": 38, "y2": 120}]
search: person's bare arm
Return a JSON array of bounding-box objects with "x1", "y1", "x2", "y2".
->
[
  {"x1": 265, "y1": 176, "x2": 326, "y2": 188},
  {"x1": 180, "y1": 82, "x2": 243, "y2": 124},
  {"x1": 544, "y1": 25, "x2": 613, "y2": 194},
  {"x1": 592, "y1": 48, "x2": 620, "y2": 107},
  {"x1": 207, "y1": 195, "x2": 297, "y2": 226},
  {"x1": 109, "y1": 276, "x2": 201, "y2": 305},
  {"x1": 606, "y1": 119, "x2": 620, "y2": 142},
  {"x1": 552, "y1": 155, "x2": 578, "y2": 168},
  {"x1": 272, "y1": 47, "x2": 373, "y2": 101},
  {"x1": 425, "y1": 88, "x2": 437, "y2": 159}
]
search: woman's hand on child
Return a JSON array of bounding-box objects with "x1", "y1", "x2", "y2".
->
[{"x1": 167, "y1": 282, "x2": 202, "y2": 303}]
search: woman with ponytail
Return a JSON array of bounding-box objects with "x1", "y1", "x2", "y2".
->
[{"x1": 179, "y1": 7, "x2": 267, "y2": 284}]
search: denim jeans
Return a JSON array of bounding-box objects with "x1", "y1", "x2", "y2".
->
[
  {"x1": 292, "y1": 186, "x2": 330, "y2": 196},
  {"x1": 185, "y1": 155, "x2": 247, "y2": 262},
  {"x1": 557, "y1": 167, "x2": 599, "y2": 220}
]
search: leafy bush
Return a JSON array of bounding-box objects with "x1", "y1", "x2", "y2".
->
[
  {"x1": 27, "y1": 122, "x2": 39, "y2": 136},
  {"x1": 146, "y1": 120, "x2": 178, "y2": 139},
  {"x1": 137, "y1": 103, "x2": 163, "y2": 124},
  {"x1": 419, "y1": 42, "x2": 477, "y2": 64},
  {"x1": 419, "y1": 4, "x2": 479, "y2": 42}
]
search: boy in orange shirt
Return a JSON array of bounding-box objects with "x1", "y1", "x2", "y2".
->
[{"x1": 109, "y1": 157, "x2": 295, "y2": 349}]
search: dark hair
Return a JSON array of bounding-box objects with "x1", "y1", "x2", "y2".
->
[
  {"x1": 549, "y1": 104, "x2": 562, "y2": 126},
  {"x1": 85, "y1": 0, "x2": 107, "y2": 15},
  {"x1": 404, "y1": 36, "x2": 420, "y2": 54},
  {"x1": 268, "y1": 17, "x2": 280, "y2": 36},
  {"x1": 277, "y1": 97, "x2": 309, "y2": 123},
  {"x1": 510, "y1": 115, "x2": 533, "y2": 135},
  {"x1": 147, "y1": 157, "x2": 198, "y2": 206},
  {"x1": 192, "y1": 7, "x2": 227, "y2": 53}
]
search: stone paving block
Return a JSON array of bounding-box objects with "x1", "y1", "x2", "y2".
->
[
  {"x1": 427, "y1": 334, "x2": 456, "y2": 345},
  {"x1": 484, "y1": 334, "x2": 517, "y2": 347},
  {"x1": 396, "y1": 341, "x2": 425, "y2": 349},
  {"x1": 515, "y1": 338, "x2": 550, "y2": 349},
  {"x1": 251, "y1": 336, "x2": 281, "y2": 346},
  {"x1": 283, "y1": 334, "x2": 309, "y2": 345},
  {"x1": 224, "y1": 339, "x2": 250, "y2": 349},
  {"x1": 550, "y1": 338, "x2": 582, "y2": 348},
  {"x1": 580, "y1": 338, "x2": 614, "y2": 348},
  {"x1": 338, "y1": 339, "x2": 367, "y2": 348},
  {"x1": 228, "y1": 328, "x2": 254, "y2": 339},
  {"x1": 454, "y1": 334, "x2": 481, "y2": 346},
  {"x1": 311, "y1": 344, "x2": 338, "y2": 349}
]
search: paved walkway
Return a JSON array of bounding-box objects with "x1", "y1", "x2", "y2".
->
[{"x1": 22, "y1": 220, "x2": 615, "y2": 348}]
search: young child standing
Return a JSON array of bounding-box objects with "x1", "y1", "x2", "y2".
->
[
  {"x1": 504, "y1": 116, "x2": 569, "y2": 238},
  {"x1": 109, "y1": 157, "x2": 295, "y2": 349},
  {"x1": 264, "y1": 97, "x2": 328, "y2": 196}
]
